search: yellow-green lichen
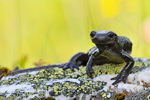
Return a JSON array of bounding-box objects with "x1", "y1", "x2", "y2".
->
[
  {"x1": 147, "y1": 94, "x2": 150, "y2": 100},
  {"x1": 99, "y1": 91, "x2": 107, "y2": 99},
  {"x1": 0, "y1": 58, "x2": 150, "y2": 99}
]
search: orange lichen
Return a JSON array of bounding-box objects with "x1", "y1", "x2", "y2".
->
[
  {"x1": 45, "y1": 97, "x2": 55, "y2": 100},
  {"x1": 115, "y1": 93, "x2": 125, "y2": 100},
  {"x1": 34, "y1": 59, "x2": 49, "y2": 66}
]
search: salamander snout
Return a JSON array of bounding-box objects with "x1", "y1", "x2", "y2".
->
[{"x1": 90, "y1": 31, "x2": 96, "y2": 38}]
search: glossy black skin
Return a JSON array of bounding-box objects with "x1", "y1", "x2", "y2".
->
[{"x1": 63, "y1": 30, "x2": 134, "y2": 85}]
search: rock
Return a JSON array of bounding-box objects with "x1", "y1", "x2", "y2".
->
[
  {"x1": 0, "y1": 58, "x2": 150, "y2": 100},
  {"x1": 125, "y1": 89, "x2": 150, "y2": 100}
]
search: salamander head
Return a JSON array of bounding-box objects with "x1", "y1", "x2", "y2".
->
[{"x1": 90, "y1": 30, "x2": 118, "y2": 45}]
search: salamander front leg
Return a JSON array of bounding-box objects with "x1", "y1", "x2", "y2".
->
[
  {"x1": 86, "y1": 55, "x2": 95, "y2": 78},
  {"x1": 111, "y1": 50, "x2": 134, "y2": 85},
  {"x1": 63, "y1": 52, "x2": 89, "y2": 71}
]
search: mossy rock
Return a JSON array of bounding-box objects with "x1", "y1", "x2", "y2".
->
[{"x1": 0, "y1": 58, "x2": 150, "y2": 100}]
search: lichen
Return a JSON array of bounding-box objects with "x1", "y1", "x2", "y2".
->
[
  {"x1": 0, "y1": 58, "x2": 150, "y2": 99},
  {"x1": 115, "y1": 93, "x2": 125, "y2": 100},
  {"x1": 147, "y1": 94, "x2": 150, "y2": 100},
  {"x1": 0, "y1": 66, "x2": 108, "y2": 99}
]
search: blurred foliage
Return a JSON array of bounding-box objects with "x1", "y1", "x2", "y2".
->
[
  {"x1": 0, "y1": 0, "x2": 150, "y2": 69},
  {"x1": 0, "y1": 66, "x2": 11, "y2": 79},
  {"x1": 13, "y1": 55, "x2": 28, "y2": 69},
  {"x1": 34, "y1": 59, "x2": 49, "y2": 66}
]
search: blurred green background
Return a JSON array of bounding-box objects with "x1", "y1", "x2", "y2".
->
[{"x1": 0, "y1": 0, "x2": 150, "y2": 70}]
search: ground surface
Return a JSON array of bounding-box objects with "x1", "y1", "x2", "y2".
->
[{"x1": 0, "y1": 58, "x2": 150, "y2": 100}]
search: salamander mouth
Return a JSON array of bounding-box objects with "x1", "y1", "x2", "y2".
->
[
  {"x1": 97, "y1": 42, "x2": 114, "y2": 44},
  {"x1": 95, "y1": 43, "x2": 114, "y2": 49},
  {"x1": 93, "y1": 40, "x2": 115, "y2": 45},
  {"x1": 91, "y1": 36, "x2": 116, "y2": 45}
]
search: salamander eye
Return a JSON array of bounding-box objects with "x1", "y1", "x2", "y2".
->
[
  {"x1": 108, "y1": 32, "x2": 116, "y2": 38},
  {"x1": 90, "y1": 31, "x2": 96, "y2": 38}
]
